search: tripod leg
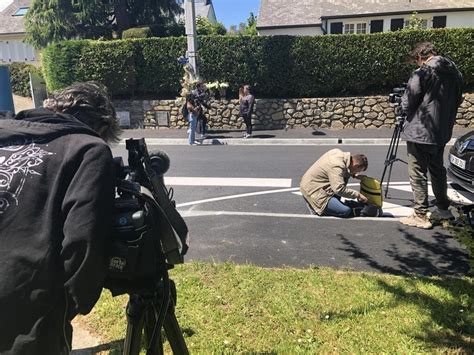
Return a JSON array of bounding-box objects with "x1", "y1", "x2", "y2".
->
[
  {"x1": 163, "y1": 298, "x2": 189, "y2": 355},
  {"x1": 380, "y1": 123, "x2": 400, "y2": 185},
  {"x1": 144, "y1": 306, "x2": 164, "y2": 355},
  {"x1": 123, "y1": 295, "x2": 146, "y2": 355}
]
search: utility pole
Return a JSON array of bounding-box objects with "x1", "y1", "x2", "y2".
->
[{"x1": 184, "y1": 0, "x2": 199, "y2": 78}]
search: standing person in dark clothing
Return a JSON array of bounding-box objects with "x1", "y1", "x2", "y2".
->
[
  {"x1": 239, "y1": 84, "x2": 255, "y2": 138},
  {"x1": 191, "y1": 81, "x2": 210, "y2": 139},
  {"x1": 399, "y1": 42, "x2": 464, "y2": 229},
  {"x1": 0, "y1": 82, "x2": 121, "y2": 354}
]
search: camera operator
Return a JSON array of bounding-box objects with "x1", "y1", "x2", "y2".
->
[
  {"x1": 0, "y1": 82, "x2": 121, "y2": 354},
  {"x1": 191, "y1": 81, "x2": 210, "y2": 139},
  {"x1": 300, "y1": 149, "x2": 368, "y2": 218},
  {"x1": 399, "y1": 42, "x2": 464, "y2": 229}
]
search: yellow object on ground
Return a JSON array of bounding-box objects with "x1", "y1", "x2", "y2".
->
[{"x1": 360, "y1": 176, "x2": 383, "y2": 208}]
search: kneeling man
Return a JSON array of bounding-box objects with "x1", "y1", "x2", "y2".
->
[{"x1": 300, "y1": 149, "x2": 368, "y2": 218}]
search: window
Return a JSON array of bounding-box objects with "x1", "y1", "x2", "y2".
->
[
  {"x1": 343, "y1": 22, "x2": 366, "y2": 34},
  {"x1": 433, "y1": 16, "x2": 447, "y2": 28},
  {"x1": 13, "y1": 7, "x2": 29, "y2": 16},
  {"x1": 330, "y1": 22, "x2": 343, "y2": 34},
  {"x1": 356, "y1": 23, "x2": 367, "y2": 34},
  {"x1": 370, "y1": 19, "x2": 384, "y2": 33},
  {"x1": 390, "y1": 18, "x2": 404, "y2": 31},
  {"x1": 344, "y1": 23, "x2": 355, "y2": 34}
]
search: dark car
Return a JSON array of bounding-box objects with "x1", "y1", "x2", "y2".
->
[{"x1": 448, "y1": 130, "x2": 474, "y2": 194}]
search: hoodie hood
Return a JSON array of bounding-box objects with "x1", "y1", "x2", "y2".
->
[
  {"x1": 425, "y1": 55, "x2": 460, "y2": 77},
  {"x1": 0, "y1": 108, "x2": 100, "y2": 144}
]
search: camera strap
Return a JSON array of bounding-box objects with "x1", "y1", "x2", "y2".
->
[{"x1": 149, "y1": 175, "x2": 189, "y2": 256}]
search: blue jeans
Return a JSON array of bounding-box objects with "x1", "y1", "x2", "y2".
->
[
  {"x1": 322, "y1": 197, "x2": 353, "y2": 218},
  {"x1": 188, "y1": 113, "x2": 197, "y2": 144}
]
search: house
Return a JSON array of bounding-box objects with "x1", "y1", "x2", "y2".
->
[
  {"x1": 257, "y1": 0, "x2": 474, "y2": 36},
  {"x1": 177, "y1": 0, "x2": 218, "y2": 24},
  {"x1": 0, "y1": 0, "x2": 36, "y2": 63}
]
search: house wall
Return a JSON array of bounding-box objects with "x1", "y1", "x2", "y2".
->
[
  {"x1": 326, "y1": 11, "x2": 474, "y2": 34},
  {"x1": 447, "y1": 11, "x2": 474, "y2": 28},
  {"x1": 258, "y1": 26, "x2": 324, "y2": 36},
  {"x1": 0, "y1": 33, "x2": 38, "y2": 64}
]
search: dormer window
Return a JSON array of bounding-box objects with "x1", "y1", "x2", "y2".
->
[{"x1": 13, "y1": 7, "x2": 29, "y2": 16}]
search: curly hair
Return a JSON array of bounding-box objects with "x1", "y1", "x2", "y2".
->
[
  {"x1": 43, "y1": 82, "x2": 122, "y2": 143},
  {"x1": 410, "y1": 42, "x2": 438, "y2": 61}
]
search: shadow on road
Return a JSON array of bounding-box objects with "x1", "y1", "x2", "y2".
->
[{"x1": 337, "y1": 228, "x2": 470, "y2": 276}]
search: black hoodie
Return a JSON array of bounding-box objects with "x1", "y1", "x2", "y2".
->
[
  {"x1": 0, "y1": 109, "x2": 114, "y2": 354},
  {"x1": 401, "y1": 55, "x2": 464, "y2": 145}
]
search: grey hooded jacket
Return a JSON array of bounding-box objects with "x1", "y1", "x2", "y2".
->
[{"x1": 401, "y1": 56, "x2": 463, "y2": 145}]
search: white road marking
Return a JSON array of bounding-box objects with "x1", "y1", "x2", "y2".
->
[
  {"x1": 175, "y1": 180, "x2": 472, "y2": 221},
  {"x1": 179, "y1": 210, "x2": 399, "y2": 222},
  {"x1": 176, "y1": 187, "x2": 299, "y2": 208},
  {"x1": 165, "y1": 177, "x2": 292, "y2": 187}
]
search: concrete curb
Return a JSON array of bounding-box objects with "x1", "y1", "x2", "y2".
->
[{"x1": 119, "y1": 138, "x2": 457, "y2": 146}]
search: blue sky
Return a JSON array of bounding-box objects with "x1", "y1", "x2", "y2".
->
[{"x1": 212, "y1": 0, "x2": 260, "y2": 29}]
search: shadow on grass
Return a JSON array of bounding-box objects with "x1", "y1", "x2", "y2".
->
[
  {"x1": 72, "y1": 327, "x2": 197, "y2": 354},
  {"x1": 335, "y1": 229, "x2": 473, "y2": 352},
  {"x1": 71, "y1": 339, "x2": 123, "y2": 354}
]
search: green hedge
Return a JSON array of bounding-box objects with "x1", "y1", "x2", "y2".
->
[
  {"x1": 6, "y1": 62, "x2": 43, "y2": 97},
  {"x1": 42, "y1": 28, "x2": 473, "y2": 98},
  {"x1": 122, "y1": 27, "x2": 153, "y2": 39}
]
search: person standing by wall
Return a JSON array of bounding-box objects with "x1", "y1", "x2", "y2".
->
[
  {"x1": 239, "y1": 84, "x2": 255, "y2": 138},
  {"x1": 184, "y1": 94, "x2": 201, "y2": 145},
  {"x1": 191, "y1": 81, "x2": 210, "y2": 139},
  {"x1": 399, "y1": 42, "x2": 464, "y2": 229}
]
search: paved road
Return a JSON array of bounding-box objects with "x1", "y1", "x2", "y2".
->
[{"x1": 111, "y1": 143, "x2": 472, "y2": 276}]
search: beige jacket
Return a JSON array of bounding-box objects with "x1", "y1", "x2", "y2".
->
[{"x1": 300, "y1": 149, "x2": 360, "y2": 214}]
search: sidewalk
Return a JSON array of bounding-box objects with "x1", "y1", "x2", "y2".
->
[{"x1": 120, "y1": 127, "x2": 473, "y2": 145}]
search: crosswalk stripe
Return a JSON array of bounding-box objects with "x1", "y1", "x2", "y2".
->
[{"x1": 165, "y1": 177, "x2": 292, "y2": 187}]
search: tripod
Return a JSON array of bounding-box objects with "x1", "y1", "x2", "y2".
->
[
  {"x1": 122, "y1": 269, "x2": 189, "y2": 355},
  {"x1": 380, "y1": 104, "x2": 407, "y2": 198}
]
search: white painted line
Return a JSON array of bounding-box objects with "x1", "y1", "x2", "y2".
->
[
  {"x1": 118, "y1": 137, "x2": 457, "y2": 146},
  {"x1": 165, "y1": 177, "x2": 292, "y2": 187},
  {"x1": 176, "y1": 187, "x2": 299, "y2": 207},
  {"x1": 179, "y1": 210, "x2": 399, "y2": 222}
]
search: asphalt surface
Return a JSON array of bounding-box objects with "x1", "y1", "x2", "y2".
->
[{"x1": 111, "y1": 128, "x2": 473, "y2": 276}]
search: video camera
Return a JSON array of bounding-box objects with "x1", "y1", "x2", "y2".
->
[
  {"x1": 388, "y1": 85, "x2": 407, "y2": 104},
  {"x1": 105, "y1": 138, "x2": 189, "y2": 296}
]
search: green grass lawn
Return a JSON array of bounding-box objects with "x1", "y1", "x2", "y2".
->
[{"x1": 80, "y1": 262, "x2": 473, "y2": 354}]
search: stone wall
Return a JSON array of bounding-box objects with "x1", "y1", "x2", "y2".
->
[{"x1": 114, "y1": 94, "x2": 474, "y2": 130}]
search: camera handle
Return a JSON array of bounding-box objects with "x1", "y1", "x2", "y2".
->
[
  {"x1": 123, "y1": 270, "x2": 189, "y2": 355},
  {"x1": 380, "y1": 106, "x2": 408, "y2": 198}
]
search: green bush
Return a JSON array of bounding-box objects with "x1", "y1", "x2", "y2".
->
[
  {"x1": 122, "y1": 27, "x2": 153, "y2": 39},
  {"x1": 41, "y1": 28, "x2": 474, "y2": 98},
  {"x1": 6, "y1": 62, "x2": 43, "y2": 97},
  {"x1": 43, "y1": 40, "x2": 136, "y2": 95}
]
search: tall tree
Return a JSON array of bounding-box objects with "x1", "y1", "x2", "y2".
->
[
  {"x1": 227, "y1": 12, "x2": 258, "y2": 36},
  {"x1": 196, "y1": 16, "x2": 226, "y2": 36},
  {"x1": 25, "y1": 0, "x2": 183, "y2": 48}
]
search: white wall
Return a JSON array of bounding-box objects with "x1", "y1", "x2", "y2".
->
[
  {"x1": 0, "y1": 35, "x2": 36, "y2": 63},
  {"x1": 326, "y1": 11, "x2": 474, "y2": 34},
  {"x1": 258, "y1": 26, "x2": 323, "y2": 36},
  {"x1": 447, "y1": 11, "x2": 474, "y2": 28}
]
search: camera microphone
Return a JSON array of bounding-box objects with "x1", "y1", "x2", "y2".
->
[{"x1": 148, "y1": 150, "x2": 170, "y2": 177}]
